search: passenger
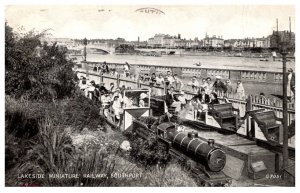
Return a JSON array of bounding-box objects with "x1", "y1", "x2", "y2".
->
[
  {"x1": 209, "y1": 92, "x2": 220, "y2": 104},
  {"x1": 98, "y1": 82, "x2": 108, "y2": 95},
  {"x1": 206, "y1": 77, "x2": 213, "y2": 95},
  {"x1": 166, "y1": 71, "x2": 175, "y2": 87},
  {"x1": 200, "y1": 78, "x2": 208, "y2": 91},
  {"x1": 177, "y1": 91, "x2": 187, "y2": 106},
  {"x1": 173, "y1": 74, "x2": 184, "y2": 91},
  {"x1": 199, "y1": 88, "x2": 210, "y2": 104},
  {"x1": 187, "y1": 76, "x2": 200, "y2": 93},
  {"x1": 144, "y1": 73, "x2": 150, "y2": 82},
  {"x1": 156, "y1": 73, "x2": 165, "y2": 87},
  {"x1": 101, "y1": 91, "x2": 111, "y2": 117},
  {"x1": 86, "y1": 80, "x2": 96, "y2": 99},
  {"x1": 120, "y1": 85, "x2": 126, "y2": 96},
  {"x1": 78, "y1": 76, "x2": 87, "y2": 91},
  {"x1": 150, "y1": 73, "x2": 157, "y2": 84},
  {"x1": 139, "y1": 93, "x2": 148, "y2": 107},
  {"x1": 111, "y1": 88, "x2": 123, "y2": 102},
  {"x1": 109, "y1": 82, "x2": 116, "y2": 93},
  {"x1": 112, "y1": 95, "x2": 123, "y2": 123},
  {"x1": 149, "y1": 82, "x2": 158, "y2": 96},
  {"x1": 225, "y1": 79, "x2": 233, "y2": 94},
  {"x1": 166, "y1": 86, "x2": 184, "y2": 113},
  {"x1": 123, "y1": 94, "x2": 134, "y2": 108},
  {"x1": 124, "y1": 62, "x2": 130, "y2": 77},
  {"x1": 236, "y1": 80, "x2": 245, "y2": 99},
  {"x1": 212, "y1": 76, "x2": 227, "y2": 94},
  {"x1": 193, "y1": 88, "x2": 210, "y2": 113}
]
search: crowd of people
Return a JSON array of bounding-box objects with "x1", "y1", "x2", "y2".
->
[
  {"x1": 92, "y1": 62, "x2": 246, "y2": 98},
  {"x1": 77, "y1": 75, "x2": 152, "y2": 127}
]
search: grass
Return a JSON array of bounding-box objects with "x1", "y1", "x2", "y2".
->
[{"x1": 5, "y1": 95, "x2": 197, "y2": 187}]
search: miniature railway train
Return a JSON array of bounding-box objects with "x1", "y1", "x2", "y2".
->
[
  {"x1": 81, "y1": 84, "x2": 295, "y2": 186},
  {"x1": 131, "y1": 119, "x2": 231, "y2": 186}
]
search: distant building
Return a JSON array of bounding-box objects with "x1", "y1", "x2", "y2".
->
[
  {"x1": 203, "y1": 35, "x2": 224, "y2": 48},
  {"x1": 270, "y1": 30, "x2": 295, "y2": 49}
]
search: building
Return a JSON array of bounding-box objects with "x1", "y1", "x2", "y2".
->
[
  {"x1": 203, "y1": 35, "x2": 224, "y2": 48},
  {"x1": 270, "y1": 30, "x2": 295, "y2": 49}
]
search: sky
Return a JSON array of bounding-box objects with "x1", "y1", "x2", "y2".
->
[{"x1": 5, "y1": 5, "x2": 295, "y2": 41}]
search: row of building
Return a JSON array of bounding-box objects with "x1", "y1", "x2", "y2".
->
[
  {"x1": 43, "y1": 30, "x2": 295, "y2": 51},
  {"x1": 146, "y1": 31, "x2": 295, "y2": 49}
]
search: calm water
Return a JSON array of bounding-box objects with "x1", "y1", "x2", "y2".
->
[{"x1": 82, "y1": 53, "x2": 295, "y2": 73}]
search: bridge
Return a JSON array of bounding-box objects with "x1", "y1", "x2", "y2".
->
[{"x1": 69, "y1": 44, "x2": 115, "y2": 54}]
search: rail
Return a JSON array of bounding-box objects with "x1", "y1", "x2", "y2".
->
[{"x1": 81, "y1": 61, "x2": 287, "y2": 83}]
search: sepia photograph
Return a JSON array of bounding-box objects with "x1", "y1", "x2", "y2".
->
[{"x1": 3, "y1": 1, "x2": 297, "y2": 189}]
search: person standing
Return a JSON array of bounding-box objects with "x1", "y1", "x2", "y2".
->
[
  {"x1": 212, "y1": 76, "x2": 227, "y2": 94},
  {"x1": 156, "y1": 73, "x2": 165, "y2": 87},
  {"x1": 187, "y1": 76, "x2": 200, "y2": 93},
  {"x1": 166, "y1": 71, "x2": 175, "y2": 88},
  {"x1": 287, "y1": 68, "x2": 295, "y2": 101},
  {"x1": 206, "y1": 77, "x2": 213, "y2": 95},
  {"x1": 236, "y1": 80, "x2": 245, "y2": 99},
  {"x1": 173, "y1": 74, "x2": 184, "y2": 91},
  {"x1": 124, "y1": 62, "x2": 130, "y2": 77},
  {"x1": 225, "y1": 79, "x2": 233, "y2": 94},
  {"x1": 150, "y1": 73, "x2": 157, "y2": 84}
]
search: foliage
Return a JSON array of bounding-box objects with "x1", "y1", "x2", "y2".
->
[
  {"x1": 125, "y1": 131, "x2": 170, "y2": 167},
  {"x1": 5, "y1": 22, "x2": 76, "y2": 101}
]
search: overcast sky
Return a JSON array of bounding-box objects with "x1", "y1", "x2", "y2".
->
[{"x1": 5, "y1": 5, "x2": 295, "y2": 41}]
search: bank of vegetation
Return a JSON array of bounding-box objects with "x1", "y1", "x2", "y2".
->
[{"x1": 5, "y1": 22, "x2": 196, "y2": 187}]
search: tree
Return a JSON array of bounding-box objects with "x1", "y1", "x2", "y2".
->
[{"x1": 5, "y1": 22, "x2": 76, "y2": 101}]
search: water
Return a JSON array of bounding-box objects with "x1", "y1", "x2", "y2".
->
[{"x1": 82, "y1": 53, "x2": 295, "y2": 73}]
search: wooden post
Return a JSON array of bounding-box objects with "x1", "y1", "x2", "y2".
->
[
  {"x1": 117, "y1": 74, "x2": 120, "y2": 88},
  {"x1": 282, "y1": 52, "x2": 289, "y2": 175}
]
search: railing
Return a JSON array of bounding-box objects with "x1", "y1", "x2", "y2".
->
[
  {"x1": 76, "y1": 68, "x2": 295, "y2": 126},
  {"x1": 81, "y1": 61, "x2": 287, "y2": 83}
]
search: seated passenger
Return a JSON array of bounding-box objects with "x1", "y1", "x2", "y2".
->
[
  {"x1": 101, "y1": 92, "x2": 111, "y2": 117},
  {"x1": 112, "y1": 95, "x2": 123, "y2": 121},
  {"x1": 149, "y1": 82, "x2": 158, "y2": 96},
  {"x1": 193, "y1": 88, "x2": 210, "y2": 104},
  {"x1": 139, "y1": 93, "x2": 148, "y2": 107},
  {"x1": 166, "y1": 86, "x2": 184, "y2": 113},
  {"x1": 209, "y1": 92, "x2": 220, "y2": 105}
]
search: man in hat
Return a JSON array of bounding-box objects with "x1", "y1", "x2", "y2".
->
[{"x1": 213, "y1": 76, "x2": 227, "y2": 94}]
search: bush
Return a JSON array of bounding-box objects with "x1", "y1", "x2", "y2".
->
[{"x1": 5, "y1": 22, "x2": 76, "y2": 101}]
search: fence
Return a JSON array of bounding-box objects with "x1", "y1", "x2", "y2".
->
[
  {"x1": 77, "y1": 68, "x2": 295, "y2": 126},
  {"x1": 81, "y1": 61, "x2": 287, "y2": 83}
]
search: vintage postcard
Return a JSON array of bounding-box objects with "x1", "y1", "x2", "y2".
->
[{"x1": 3, "y1": 3, "x2": 296, "y2": 189}]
